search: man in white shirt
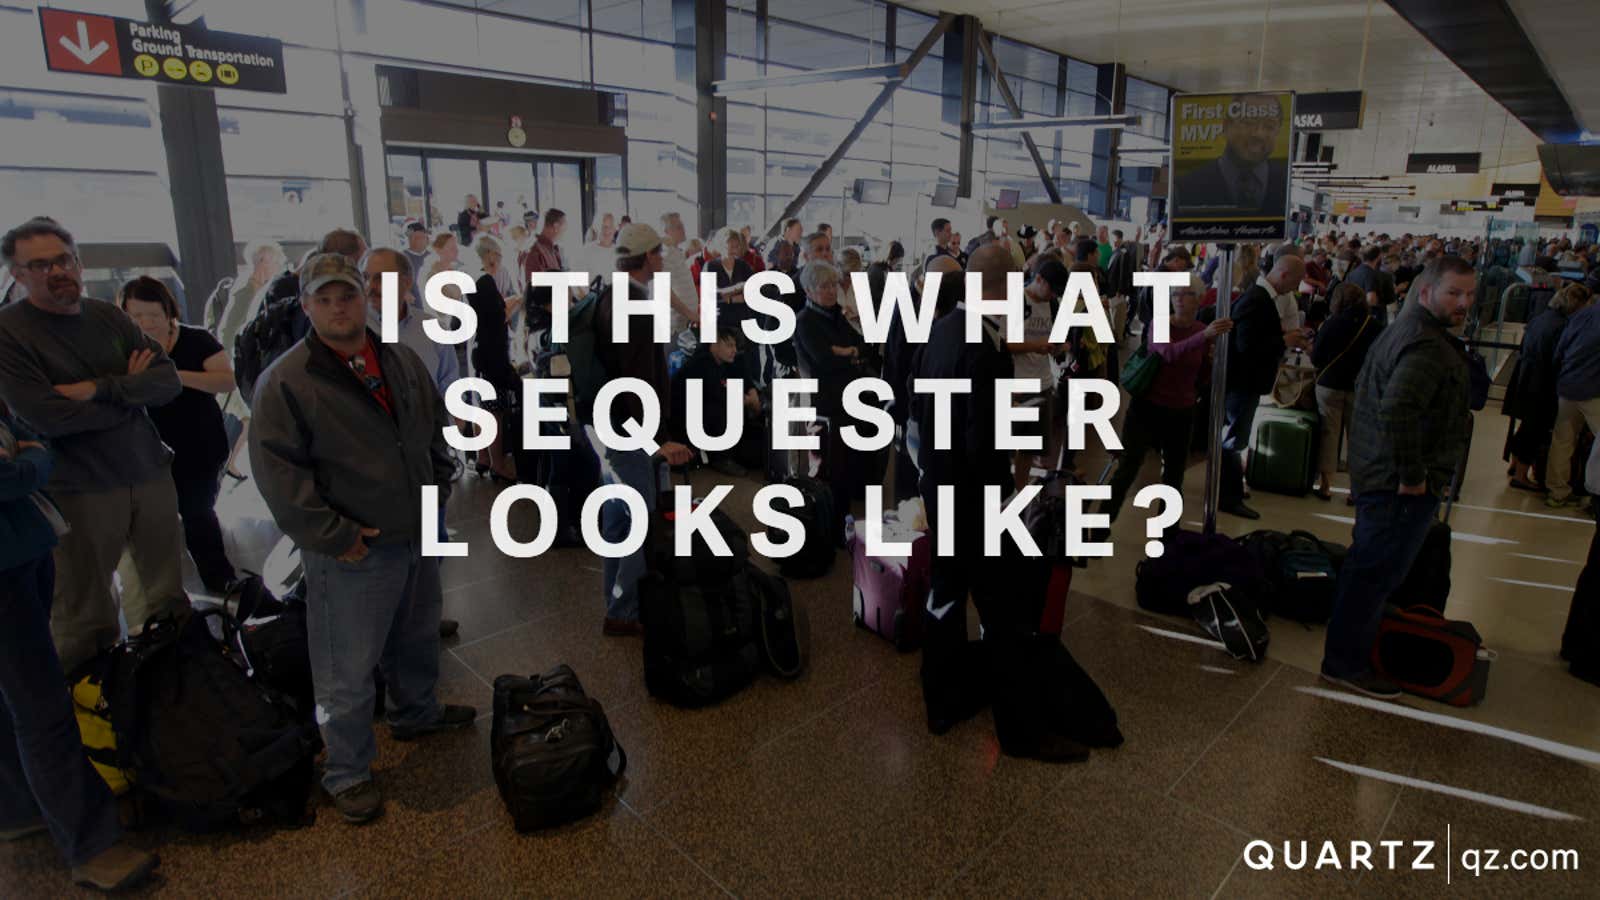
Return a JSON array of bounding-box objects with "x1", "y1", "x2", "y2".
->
[{"x1": 658, "y1": 212, "x2": 702, "y2": 334}]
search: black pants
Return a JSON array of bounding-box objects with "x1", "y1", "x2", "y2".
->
[
  {"x1": 919, "y1": 485, "x2": 1027, "y2": 717},
  {"x1": 1508, "y1": 414, "x2": 1553, "y2": 470},
  {"x1": 1564, "y1": 504, "x2": 1600, "y2": 685},
  {"x1": 173, "y1": 460, "x2": 236, "y2": 592},
  {"x1": 1104, "y1": 398, "x2": 1194, "y2": 523}
]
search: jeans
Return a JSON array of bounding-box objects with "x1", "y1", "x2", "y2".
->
[
  {"x1": 1219, "y1": 390, "x2": 1261, "y2": 506},
  {"x1": 1103, "y1": 398, "x2": 1194, "y2": 523},
  {"x1": 173, "y1": 459, "x2": 237, "y2": 592},
  {"x1": 303, "y1": 540, "x2": 443, "y2": 793},
  {"x1": 0, "y1": 555, "x2": 122, "y2": 867},
  {"x1": 1321, "y1": 491, "x2": 1441, "y2": 679},
  {"x1": 599, "y1": 447, "x2": 657, "y2": 622},
  {"x1": 50, "y1": 475, "x2": 188, "y2": 673},
  {"x1": 1545, "y1": 396, "x2": 1600, "y2": 502}
]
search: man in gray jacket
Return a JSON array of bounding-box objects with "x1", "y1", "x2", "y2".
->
[
  {"x1": 0, "y1": 217, "x2": 186, "y2": 672},
  {"x1": 249, "y1": 253, "x2": 473, "y2": 825},
  {"x1": 1321, "y1": 256, "x2": 1475, "y2": 698}
]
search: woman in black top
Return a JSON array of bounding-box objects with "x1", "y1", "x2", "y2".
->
[
  {"x1": 120, "y1": 277, "x2": 239, "y2": 593},
  {"x1": 1310, "y1": 283, "x2": 1381, "y2": 501},
  {"x1": 470, "y1": 236, "x2": 522, "y2": 481}
]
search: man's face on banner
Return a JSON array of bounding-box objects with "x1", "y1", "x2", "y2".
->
[{"x1": 1223, "y1": 102, "x2": 1280, "y2": 165}]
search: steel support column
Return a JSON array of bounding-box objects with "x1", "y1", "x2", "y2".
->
[
  {"x1": 1091, "y1": 62, "x2": 1127, "y2": 218},
  {"x1": 145, "y1": 1, "x2": 236, "y2": 319},
  {"x1": 696, "y1": 0, "x2": 727, "y2": 231}
]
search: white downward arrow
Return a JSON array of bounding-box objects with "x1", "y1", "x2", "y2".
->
[{"x1": 58, "y1": 20, "x2": 109, "y2": 65}]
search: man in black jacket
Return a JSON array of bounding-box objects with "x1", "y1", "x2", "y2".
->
[
  {"x1": 1220, "y1": 254, "x2": 1307, "y2": 518},
  {"x1": 249, "y1": 253, "x2": 474, "y2": 825},
  {"x1": 670, "y1": 323, "x2": 762, "y2": 477},
  {"x1": 911, "y1": 244, "x2": 1084, "y2": 763}
]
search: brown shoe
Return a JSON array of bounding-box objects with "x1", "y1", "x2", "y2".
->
[
  {"x1": 71, "y1": 842, "x2": 160, "y2": 892},
  {"x1": 602, "y1": 617, "x2": 644, "y2": 637}
]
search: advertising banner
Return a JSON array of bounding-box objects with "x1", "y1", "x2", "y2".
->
[{"x1": 1168, "y1": 92, "x2": 1294, "y2": 242}]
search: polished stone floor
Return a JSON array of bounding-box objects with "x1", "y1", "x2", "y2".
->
[{"x1": 2, "y1": 407, "x2": 1597, "y2": 898}]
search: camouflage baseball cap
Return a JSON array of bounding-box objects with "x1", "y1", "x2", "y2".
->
[{"x1": 299, "y1": 252, "x2": 364, "y2": 297}]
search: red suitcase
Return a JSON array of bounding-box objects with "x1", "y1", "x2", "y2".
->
[{"x1": 846, "y1": 515, "x2": 931, "y2": 652}]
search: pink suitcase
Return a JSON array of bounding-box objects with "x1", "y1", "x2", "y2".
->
[{"x1": 846, "y1": 516, "x2": 932, "y2": 652}]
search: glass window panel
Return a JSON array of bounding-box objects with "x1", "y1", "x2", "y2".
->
[
  {"x1": 476, "y1": 17, "x2": 589, "y2": 82},
  {"x1": 727, "y1": 102, "x2": 765, "y2": 150},
  {"x1": 728, "y1": 9, "x2": 760, "y2": 60},
  {"x1": 480, "y1": 0, "x2": 586, "y2": 28},
  {"x1": 771, "y1": 0, "x2": 886, "y2": 47},
  {"x1": 767, "y1": 22, "x2": 874, "y2": 70},
  {"x1": 219, "y1": 110, "x2": 349, "y2": 179},
  {"x1": 1067, "y1": 59, "x2": 1099, "y2": 96},
  {"x1": 228, "y1": 176, "x2": 354, "y2": 244},
  {"x1": 343, "y1": 0, "x2": 482, "y2": 66},
  {"x1": 0, "y1": 170, "x2": 175, "y2": 248},
  {"x1": 727, "y1": 193, "x2": 763, "y2": 230},
  {"x1": 628, "y1": 140, "x2": 677, "y2": 189},
  {"x1": 593, "y1": 36, "x2": 677, "y2": 91},
  {"x1": 200, "y1": 0, "x2": 341, "y2": 49},
  {"x1": 596, "y1": 155, "x2": 625, "y2": 191},
  {"x1": 728, "y1": 149, "x2": 764, "y2": 194},
  {"x1": 893, "y1": 89, "x2": 943, "y2": 129},
  {"x1": 384, "y1": 152, "x2": 426, "y2": 224},
  {"x1": 0, "y1": 90, "x2": 162, "y2": 172}
]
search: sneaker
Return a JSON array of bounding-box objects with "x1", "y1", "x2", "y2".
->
[
  {"x1": 1545, "y1": 495, "x2": 1579, "y2": 509},
  {"x1": 330, "y1": 779, "x2": 384, "y2": 824},
  {"x1": 390, "y1": 704, "x2": 477, "y2": 741},
  {"x1": 70, "y1": 842, "x2": 160, "y2": 891},
  {"x1": 1220, "y1": 501, "x2": 1261, "y2": 520},
  {"x1": 603, "y1": 617, "x2": 645, "y2": 637},
  {"x1": 709, "y1": 457, "x2": 748, "y2": 478},
  {"x1": 1320, "y1": 670, "x2": 1403, "y2": 700},
  {"x1": 0, "y1": 821, "x2": 46, "y2": 841}
]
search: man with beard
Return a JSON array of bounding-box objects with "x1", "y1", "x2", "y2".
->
[
  {"x1": 0, "y1": 217, "x2": 187, "y2": 673},
  {"x1": 1175, "y1": 97, "x2": 1288, "y2": 216}
]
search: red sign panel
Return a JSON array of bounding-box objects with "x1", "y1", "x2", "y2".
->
[{"x1": 39, "y1": 8, "x2": 122, "y2": 78}]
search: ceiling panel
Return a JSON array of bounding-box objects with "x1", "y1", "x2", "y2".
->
[{"x1": 896, "y1": 0, "x2": 1549, "y2": 183}]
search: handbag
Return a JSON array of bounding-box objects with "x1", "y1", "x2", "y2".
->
[
  {"x1": 1271, "y1": 351, "x2": 1317, "y2": 409},
  {"x1": 1118, "y1": 346, "x2": 1162, "y2": 399}
]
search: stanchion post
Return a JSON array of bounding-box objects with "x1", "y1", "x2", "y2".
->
[{"x1": 1202, "y1": 244, "x2": 1235, "y2": 536}]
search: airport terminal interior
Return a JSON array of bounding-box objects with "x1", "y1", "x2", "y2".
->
[{"x1": 3, "y1": 0, "x2": 1600, "y2": 896}]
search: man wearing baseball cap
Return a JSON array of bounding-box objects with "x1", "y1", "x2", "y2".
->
[
  {"x1": 249, "y1": 252, "x2": 472, "y2": 825},
  {"x1": 588, "y1": 224, "x2": 694, "y2": 636}
]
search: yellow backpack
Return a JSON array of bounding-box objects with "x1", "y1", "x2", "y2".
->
[{"x1": 71, "y1": 674, "x2": 132, "y2": 796}]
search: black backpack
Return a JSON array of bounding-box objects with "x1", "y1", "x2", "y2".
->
[
  {"x1": 1239, "y1": 530, "x2": 1343, "y2": 624},
  {"x1": 217, "y1": 575, "x2": 316, "y2": 717},
  {"x1": 739, "y1": 565, "x2": 807, "y2": 679},
  {"x1": 104, "y1": 612, "x2": 320, "y2": 832},
  {"x1": 233, "y1": 275, "x2": 305, "y2": 408},
  {"x1": 777, "y1": 475, "x2": 836, "y2": 579},
  {"x1": 490, "y1": 665, "x2": 626, "y2": 831}
]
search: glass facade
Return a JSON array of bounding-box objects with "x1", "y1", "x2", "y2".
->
[{"x1": 0, "y1": 0, "x2": 1169, "y2": 289}]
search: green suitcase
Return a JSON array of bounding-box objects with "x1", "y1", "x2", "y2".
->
[{"x1": 1247, "y1": 407, "x2": 1318, "y2": 495}]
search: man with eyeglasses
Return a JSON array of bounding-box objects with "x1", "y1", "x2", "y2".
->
[{"x1": 0, "y1": 217, "x2": 188, "y2": 673}]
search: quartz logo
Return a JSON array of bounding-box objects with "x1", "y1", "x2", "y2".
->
[{"x1": 1244, "y1": 839, "x2": 1436, "y2": 872}]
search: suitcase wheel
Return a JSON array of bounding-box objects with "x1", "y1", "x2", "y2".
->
[{"x1": 851, "y1": 586, "x2": 865, "y2": 628}]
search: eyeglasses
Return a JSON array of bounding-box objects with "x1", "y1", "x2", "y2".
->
[{"x1": 17, "y1": 253, "x2": 79, "y2": 275}]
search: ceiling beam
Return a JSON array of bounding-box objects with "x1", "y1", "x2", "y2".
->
[
  {"x1": 763, "y1": 13, "x2": 957, "y2": 240},
  {"x1": 975, "y1": 30, "x2": 1061, "y2": 204},
  {"x1": 970, "y1": 114, "x2": 1142, "y2": 133},
  {"x1": 712, "y1": 63, "x2": 904, "y2": 96}
]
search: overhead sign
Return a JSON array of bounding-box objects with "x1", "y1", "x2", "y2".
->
[
  {"x1": 38, "y1": 8, "x2": 286, "y2": 94},
  {"x1": 1168, "y1": 91, "x2": 1294, "y2": 241},
  {"x1": 1406, "y1": 152, "x2": 1481, "y2": 175},
  {"x1": 1445, "y1": 199, "x2": 1500, "y2": 212},
  {"x1": 1292, "y1": 91, "x2": 1364, "y2": 131}
]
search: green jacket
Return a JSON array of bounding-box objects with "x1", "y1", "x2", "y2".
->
[{"x1": 1348, "y1": 301, "x2": 1471, "y2": 498}]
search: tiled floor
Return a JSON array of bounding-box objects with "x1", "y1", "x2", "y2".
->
[{"x1": 3, "y1": 407, "x2": 1597, "y2": 898}]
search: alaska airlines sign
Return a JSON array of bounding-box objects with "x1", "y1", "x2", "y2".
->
[
  {"x1": 1407, "y1": 153, "x2": 1481, "y2": 175},
  {"x1": 1292, "y1": 91, "x2": 1363, "y2": 131}
]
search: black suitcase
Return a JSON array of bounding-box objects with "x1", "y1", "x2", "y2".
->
[
  {"x1": 1392, "y1": 439, "x2": 1468, "y2": 614},
  {"x1": 490, "y1": 665, "x2": 625, "y2": 831}
]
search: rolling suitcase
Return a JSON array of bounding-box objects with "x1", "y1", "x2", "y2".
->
[
  {"x1": 1247, "y1": 407, "x2": 1317, "y2": 495},
  {"x1": 1393, "y1": 437, "x2": 1468, "y2": 614},
  {"x1": 845, "y1": 515, "x2": 931, "y2": 651}
]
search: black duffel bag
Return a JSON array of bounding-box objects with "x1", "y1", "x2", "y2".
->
[
  {"x1": 104, "y1": 612, "x2": 320, "y2": 832},
  {"x1": 491, "y1": 665, "x2": 626, "y2": 831}
]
